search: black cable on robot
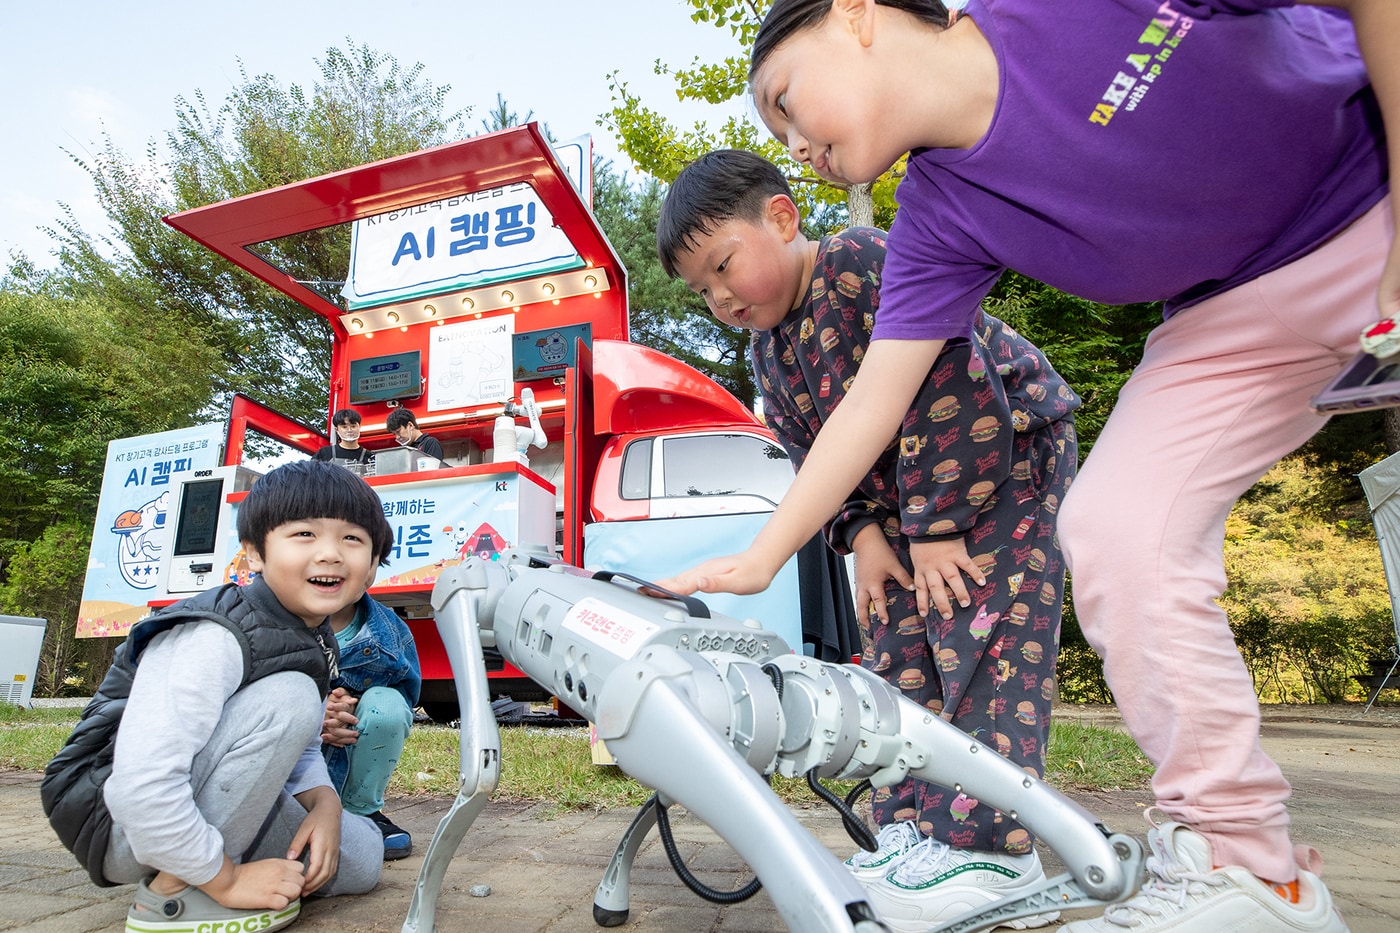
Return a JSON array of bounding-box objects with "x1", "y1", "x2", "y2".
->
[
  {"x1": 807, "y1": 771, "x2": 878, "y2": 852},
  {"x1": 760, "y1": 661, "x2": 785, "y2": 699},
  {"x1": 648, "y1": 660, "x2": 786, "y2": 904},
  {"x1": 651, "y1": 794, "x2": 765, "y2": 904},
  {"x1": 760, "y1": 659, "x2": 878, "y2": 852}
]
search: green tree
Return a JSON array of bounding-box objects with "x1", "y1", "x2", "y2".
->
[
  {"x1": 0, "y1": 261, "x2": 219, "y2": 697},
  {"x1": 603, "y1": 0, "x2": 900, "y2": 223},
  {"x1": 49, "y1": 42, "x2": 469, "y2": 427},
  {"x1": 478, "y1": 92, "x2": 550, "y2": 139},
  {"x1": 0, "y1": 262, "x2": 221, "y2": 554},
  {"x1": 1292, "y1": 411, "x2": 1389, "y2": 517},
  {"x1": 1222, "y1": 458, "x2": 1393, "y2": 702},
  {"x1": 0, "y1": 520, "x2": 106, "y2": 697}
]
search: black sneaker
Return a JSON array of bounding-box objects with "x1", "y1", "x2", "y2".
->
[{"x1": 367, "y1": 810, "x2": 412, "y2": 860}]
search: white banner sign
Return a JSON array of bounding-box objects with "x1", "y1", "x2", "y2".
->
[{"x1": 343, "y1": 180, "x2": 582, "y2": 310}]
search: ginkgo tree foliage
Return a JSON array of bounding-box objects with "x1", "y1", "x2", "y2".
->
[{"x1": 604, "y1": 0, "x2": 902, "y2": 230}]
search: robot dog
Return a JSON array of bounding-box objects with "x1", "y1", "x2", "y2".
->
[{"x1": 402, "y1": 550, "x2": 1143, "y2": 933}]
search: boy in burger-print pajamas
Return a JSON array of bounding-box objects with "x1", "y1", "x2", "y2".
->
[
  {"x1": 656, "y1": 152, "x2": 1080, "y2": 880},
  {"x1": 762, "y1": 229, "x2": 1079, "y2": 857}
]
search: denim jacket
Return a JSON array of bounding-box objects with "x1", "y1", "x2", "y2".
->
[{"x1": 323, "y1": 595, "x2": 421, "y2": 791}]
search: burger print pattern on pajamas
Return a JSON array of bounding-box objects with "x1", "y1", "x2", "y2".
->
[{"x1": 753, "y1": 227, "x2": 1081, "y2": 853}]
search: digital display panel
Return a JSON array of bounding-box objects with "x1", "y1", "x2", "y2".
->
[
  {"x1": 349, "y1": 350, "x2": 422, "y2": 404},
  {"x1": 512, "y1": 324, "x2": 591, "y2": 382},
  {"x1": 172, "y1": 478, "x2": 225, "y2": 557}
]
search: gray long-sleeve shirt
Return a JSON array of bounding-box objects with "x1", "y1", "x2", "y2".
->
[{"x1": 103, "y1": 621, "x2": 329, "y2": 884}]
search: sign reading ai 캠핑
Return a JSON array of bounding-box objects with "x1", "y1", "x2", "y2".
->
[
  {"x1": 77, "y1": 423, "x2": 224, "y2": 638},
  {"x1": 342, "y1": 181, "x2": 583, "y2": 310}
]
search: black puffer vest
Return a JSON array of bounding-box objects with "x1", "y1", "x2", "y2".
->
[{"x1": 40, "y1": 578, "x2": 338, "y2": 886}]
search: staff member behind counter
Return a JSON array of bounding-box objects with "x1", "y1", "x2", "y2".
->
[
  {"x1": 313, "y1": 408, "x2": 373, "y2": 466},
  {"x1": 385, "y1": 409, "x2": 444, "y2": 463}
]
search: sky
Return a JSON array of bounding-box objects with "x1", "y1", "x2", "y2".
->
[{"x1": 0, "y1": 0, "x2": 751, "y2": 266}]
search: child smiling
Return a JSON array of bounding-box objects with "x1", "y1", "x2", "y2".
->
[{"x1": 44, "y1": 460, "x2": 393, "y2": 932}]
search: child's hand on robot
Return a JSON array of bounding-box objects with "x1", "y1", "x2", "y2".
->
[
  {"x1": 321, "y1": 687, "x2": 360, "y2": 747},
  {"x1": 656, "y1": 546, "x2": 784, "y2": 596},
  {"x1": 909, "y1": 536, "x2": 986, "y2": 620}
]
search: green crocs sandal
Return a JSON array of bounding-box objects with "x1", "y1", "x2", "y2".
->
[{"x1": 125, "y1": 876, "x2": 301, "y2": 933}]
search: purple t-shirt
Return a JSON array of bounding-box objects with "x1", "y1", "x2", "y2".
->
[{"x1": 874, "y1": 0, "x2": 1387, "y2": 342}]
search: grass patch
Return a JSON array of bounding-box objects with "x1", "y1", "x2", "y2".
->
[
  {"x1": 1045, "y1": 720, "x2": 1154, "y2": 791},
  {"x1": 392, "y1": 725, "x2": 657, "y2": 812},
  {"x1": 393, "y1": 724, "x2": 865, "y2": 813},
  {"x1": 2, "y1": 703, "x2": 1151, "y2": 809},
  {"x1": 0, "y1": 705, "x2": 81, "y2": 770}
]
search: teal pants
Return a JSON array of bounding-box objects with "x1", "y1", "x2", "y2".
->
[{"x1": 338, "y1": 686, "x2": 413, "y2": 816}]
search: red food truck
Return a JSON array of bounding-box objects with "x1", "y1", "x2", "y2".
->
[{"x1": 74, "y1": 125, "x2": 854, "y2": 721}]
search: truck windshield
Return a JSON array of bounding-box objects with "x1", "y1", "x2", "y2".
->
[{"x1": 661, "y1": 434, "x2": 793, "y2": 505}]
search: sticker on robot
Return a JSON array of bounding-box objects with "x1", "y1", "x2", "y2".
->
[{"x1": 561, "y1": 597, "x2": 660, "y2": 660}]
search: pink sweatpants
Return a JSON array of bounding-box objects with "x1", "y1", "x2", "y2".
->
[{"x1": 1058, "y1": 196, "x2": 1393, "y2": 882}]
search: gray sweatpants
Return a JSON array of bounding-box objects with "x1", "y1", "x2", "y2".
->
[{"x1": 104, "y1": 671, "x2": 382, "y2": 896}]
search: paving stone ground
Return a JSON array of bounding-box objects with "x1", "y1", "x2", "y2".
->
[{"x1": 3, "y1": 704, "x2": 1396, "y2": 932}]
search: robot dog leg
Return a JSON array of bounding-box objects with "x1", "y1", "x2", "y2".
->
[
  {"x1": 406, "y1": 552, "x2": 1142, "y2": 933},
  {"x1": 758, "y1": 656, "x2": 1142, "y2": 931},
  {"x1": 590, "y1": 645, "x2": 887, "y2": 932},
  {"x1": 406, "y1": 554, "x2": 886, "y2": 931},
  {"x1": 592, "y1": 654, "x2": 1140, "y2": 933},
  {"x1": 401, "y1": 559, "x2": 504, "y2": 933}
]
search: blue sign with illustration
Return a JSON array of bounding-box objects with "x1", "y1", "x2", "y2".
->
[
  {"x1": 513, "y1": 324, "x2": 591, "y2": 382},
  {"x1": 78, "y1": 424, "x2": 224, "y2": 637}
]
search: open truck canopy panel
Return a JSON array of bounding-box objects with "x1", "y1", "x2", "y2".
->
[
  {"x1": 160, "y1": 123, "x2": 755, "y2": 452},
  {"x1": 164, "y1": 123, "x2": 626, "y2": 338}
]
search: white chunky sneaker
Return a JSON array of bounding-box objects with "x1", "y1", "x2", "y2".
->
[
  {"x1": 845, "y1": 820, "x2": 923, "y2": 884},
  {"x1": 865, "y1": 835, "x2": 1060, "y2": 932},
  {"x1": 1060, "y1": 811, "x2": 1349, "y2": 932}
]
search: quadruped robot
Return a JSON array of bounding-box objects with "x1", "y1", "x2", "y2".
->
[{"x1": 402, "y1": 549, "x2": 1145, "y2": 933}]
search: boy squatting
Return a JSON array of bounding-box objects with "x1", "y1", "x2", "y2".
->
[{"x1": 42, "y1": 459, "x2": 392, "y2": 933}]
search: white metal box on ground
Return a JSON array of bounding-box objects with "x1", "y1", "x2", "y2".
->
[{"x1": 0, "y1": 615, "x2": 47, "y2": 708}]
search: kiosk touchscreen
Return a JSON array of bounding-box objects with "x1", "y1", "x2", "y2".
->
[{"x1": 162, "y1": 466, "x2": 241, "y2": 594}]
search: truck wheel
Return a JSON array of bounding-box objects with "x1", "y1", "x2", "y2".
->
[{"x1": 421, "y1": 702, "x2": 461, "y2": 725}]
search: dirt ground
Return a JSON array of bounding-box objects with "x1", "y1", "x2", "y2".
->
[{"x1": 1048, "y1": 703, "x2": 1400, "y2": 931}]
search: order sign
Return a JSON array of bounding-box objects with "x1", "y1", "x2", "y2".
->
[{"x1": 562, "y1": 597, "x2": 660, "y2": 660}]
